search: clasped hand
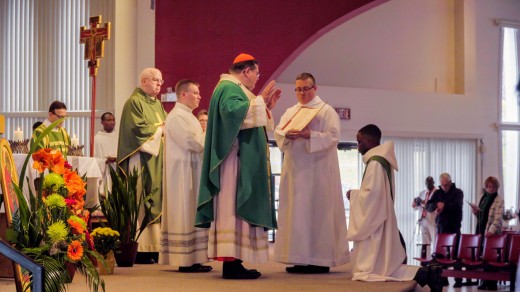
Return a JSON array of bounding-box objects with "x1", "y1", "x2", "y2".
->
[{"x1": 286, "y1": 126, "x2": 310, "y2": 140}]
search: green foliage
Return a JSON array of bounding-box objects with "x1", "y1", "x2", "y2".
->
[
  {"x1": 100, "y1": 165, "x2": 153, "y2": 244},
  {"x1": 6, "y1": 118, "x2": 105, "y2": 292}
]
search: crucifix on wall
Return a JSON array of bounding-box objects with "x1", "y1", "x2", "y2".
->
[{"x1": 80, "y1": 15, "x2": 110, "y2": 157}]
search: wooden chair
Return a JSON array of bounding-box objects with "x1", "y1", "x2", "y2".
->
[
  {"x1": 414, "y1": 233, "x2": 457, "y2": 265},
  {"x1": 488, "y1": 234, "x2": 520, "y2": 291},
  {"x1": 438, "y1": 234, "x2": 481, "y2": 266},
  {"x1": 481, "y1": 234, "x2": 508, "y2": 263},
  {"x1": 441, "y1": 234, "x2": 514, "y2": 291}
]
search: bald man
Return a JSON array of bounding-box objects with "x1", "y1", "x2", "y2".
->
[{"x1": 117, "y1": 68, "x2": 167, "y2": 264}]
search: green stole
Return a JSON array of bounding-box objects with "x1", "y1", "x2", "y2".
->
[
  {"x1": 195, "y1": 77, "x2": 277, "y2": 230},
  {"x1": 363, "y1": 155, "x2": 394, "y2": 200},
  {"x1": 117, "y1": 87, "x2": 167, "y2": 221}
]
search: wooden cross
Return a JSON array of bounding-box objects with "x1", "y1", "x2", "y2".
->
[
  {"x1": 80, "y1": 15, "x2": 110, "y2": 157},
  {"x1": 80, "y1": 16, "x2": 110, "y2": 77}
]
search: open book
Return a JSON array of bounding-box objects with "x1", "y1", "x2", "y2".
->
[{"x1": 280, "y1": 103, "x2": 326, "y2": 135}]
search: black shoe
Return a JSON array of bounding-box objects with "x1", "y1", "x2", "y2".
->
[
  {"x1": 453, "y1": 281, "x2": 462, "y2": 288},
  {"x1": 307, "y1": 265, "x2": 330, "y2": 274},
  {"x1": 427, "y1": 265, "x2": 443, "y2": 292},
  {"x1": 413, "y1": 266, "x2": 429, "y2": 287},
  {"x1": 478, "y1": 280, "x2": 497, "y2": 290},
  {"x1": 179, "y1": 263, "x2": 213, "y2": 273},
  {"x1": 286, "y1": 265, "x2": 309, "y2": 273},
  {"x1": 222, "y1": 260, "x2": 261, "y2": 279},
  {"x1": 462, "y1": 280, "x2": 478, "y2": 286},
  {"x1": 135, "y1": 252, "x2": 156, "y2": 264},
  {"x1": 441, "y1": 277, "x2": 449, "y2": 286}
]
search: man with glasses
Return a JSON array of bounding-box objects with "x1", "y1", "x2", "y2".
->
[
  {"x1": 196, "y1": 53, "x2": 281, "y2": 279},
  {"x1": 117, "y1": 67, "x2": 167, "y2": 264},
  {"x1": 274, "y1": 72, "x2": 350, "y2": 274},
  {"x1": 31, "y1": 100, "x2": 71, "y2": 156}
]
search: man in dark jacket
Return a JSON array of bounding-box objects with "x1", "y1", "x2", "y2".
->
[
  {"x1": 426, "y1": 172, "x2": 464, "y2": 287},
  {"x1": 426, "y1": 173, "x2": 464, "y2": 235}
]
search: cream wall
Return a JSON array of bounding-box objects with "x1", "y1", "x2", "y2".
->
[
  {"x1": 272, "y1": 0, "x2": 520, "y2": 184},
  {"x1": 113, "y1": 0, "x2": 155, "y2": 124}
]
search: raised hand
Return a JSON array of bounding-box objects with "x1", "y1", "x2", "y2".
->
[
  {"x1": 267, "y1": 89, "x2": 281, "y2": 110},
  {"x1": 261, "y1": 80, "x2": 276, "y2": 104}
]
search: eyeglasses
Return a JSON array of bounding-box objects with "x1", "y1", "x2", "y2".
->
[
  {"x1": 148, "y1": 78, "x2": 164, "y2": 85},
  {"x1": 52, "y1": 112, "x2": 67, "y2": 119},
  {"x1": 294, "y1": 86, "x2": 315, "y2": 92},
  {"x1": 244, "y1": 69, "x2": 260, "y2": 78}
]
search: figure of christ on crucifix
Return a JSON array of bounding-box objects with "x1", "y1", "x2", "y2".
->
[{"x1": 80, "y1": 15, "x2": 110, "y2": 77}]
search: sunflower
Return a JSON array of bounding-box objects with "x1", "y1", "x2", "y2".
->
[{"x1": 67, "y1": 240, "x2": 84, "y2": 261}]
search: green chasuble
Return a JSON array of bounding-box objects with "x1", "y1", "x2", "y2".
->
[
  {"x1": 31, "y1": 120, "x2": 71, "y2": 156},
  {"x1": 117, "y1": 87, "x2": 167, "y2": 222},
  {"x1": 195, "y1": 76, "x2": 277, "y2": 230}
]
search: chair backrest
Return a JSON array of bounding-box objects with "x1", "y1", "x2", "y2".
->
[
  {"x1": 507, "y1": 234, "x2": 520, "y2": 263},
  {"x1": 457, "y1": 234, "x2": 481, "y2": 261},
  {"x1": 482, "y1": 234, "x2": 508, "y2": 262},
  {"x1": 434, "y1": 233, "x2": 457, "y2": 259}
]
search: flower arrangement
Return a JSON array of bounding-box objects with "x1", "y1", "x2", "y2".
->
[
  {"x1": 7, "y1": 148, "x2": 105, "y2": 292},
  {"x1": 91, "y1": 227, "x2": 120, "y2": 258},
  {"x1": 503, "y1": 207, "x2": 519, "y2": 221}
]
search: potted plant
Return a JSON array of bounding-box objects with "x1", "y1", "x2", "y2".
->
[
  {"x1": 91, "y1": 227, "x2": 120, "y2": 274},
  {"x1": 8, "y1": 148, "x2": 105, "y2": 291},
  {"x1": 99, "y1": 165, "x2": 152, "y2": 267},
  {"x1": 6, "y1": 119, "x2": 105, "y2": 292}
]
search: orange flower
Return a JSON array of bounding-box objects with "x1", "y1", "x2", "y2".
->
[
  {"x1": 67, "y1": 240, "x2": 84, "y2": 261},
  {"x1": 49, "y1": 150, "x2": 66, "y2": 174},
  {"x1": 32, "y1": 148, "x2": 53, "y2": 173},
  {"x1": 67, "y1": 218, "x2": 86, "y2": 235},
  {"x1": 63, "y1": 169, "x2": 86, "y2": 194}
]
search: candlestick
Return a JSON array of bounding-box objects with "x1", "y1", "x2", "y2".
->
[
  {"x1": 14, "y1": 127, "x2": 24, "y2": 142},
  {"x1": 71, "y1": 134, "x2": 80, "y2": 147}
]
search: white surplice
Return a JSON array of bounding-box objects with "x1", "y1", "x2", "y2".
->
[
  {"x1": 273, "y1": 96, "x2": 350, "y2": 267},
  {"x1": 347, "y1": 141, "x2": 419, "y2": 281},
  {"x1": 208, "y1": 74, "x2": 274, "y2": 263},
  {"x1": 159, "y1": 102, "x2": 209, "y2": 267},
  {"x1": 93, "y1": 130, "x2": 118, "y2": 196}
]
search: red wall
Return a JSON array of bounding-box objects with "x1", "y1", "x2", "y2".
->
[{"x1": 156, "y1": 0, "x2": 376, "y2": 112}]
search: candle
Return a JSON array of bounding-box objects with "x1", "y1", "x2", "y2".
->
[
  {"x1": 14, "y1": 127, "x2": 23, "y2": 142},
  {"x1": 71, "y1": 134, "x2": 79, "y2": 147}
]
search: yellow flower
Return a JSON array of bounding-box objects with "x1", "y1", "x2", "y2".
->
[
  {"x1": 46, "y1": 221, "x2": 68, "y2": 243},
  {"x1": 44, "y1": 193, "x2": 66, "y2": 208}
]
